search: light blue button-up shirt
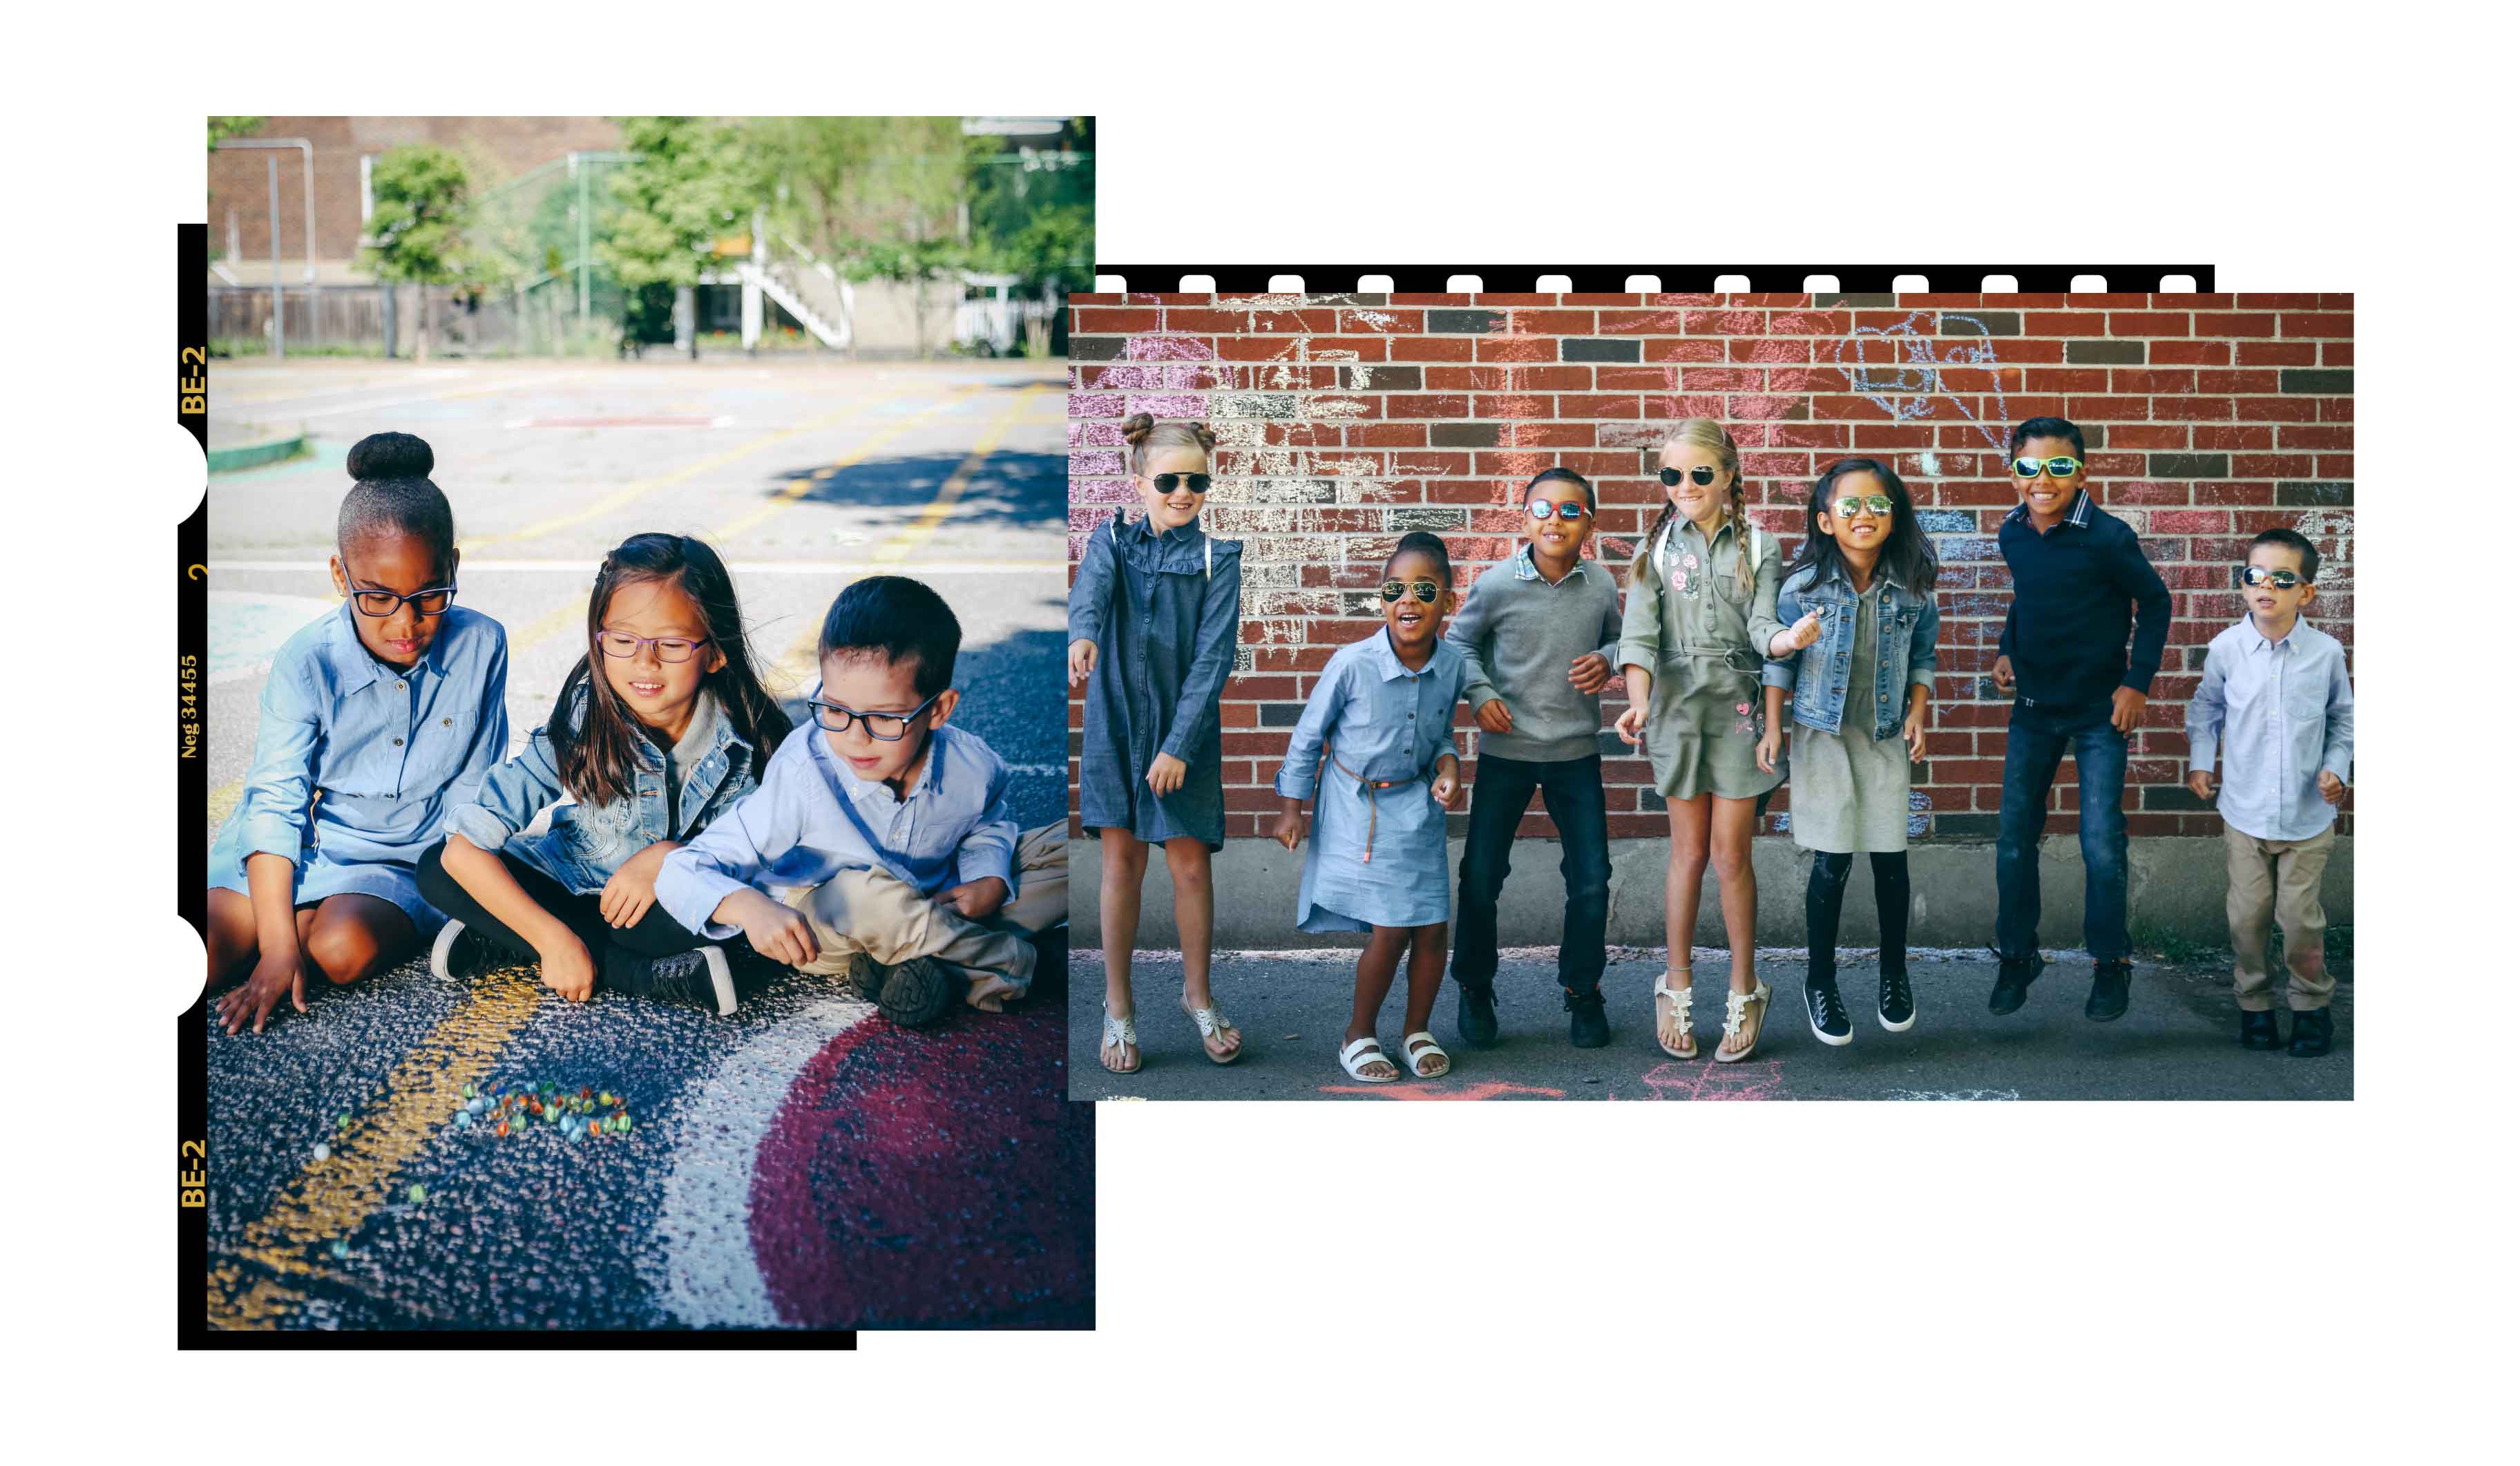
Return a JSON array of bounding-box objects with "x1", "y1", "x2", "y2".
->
[
  {"x1": 656, "y1": 719, "x2": 1019, "y2": 939},
  {"x1": 2186, "y1": 615, "x2": 2354, "y2": 841},
  {"x1": 1273, "y1": 630, "x2": 1467, "y2": 800}
]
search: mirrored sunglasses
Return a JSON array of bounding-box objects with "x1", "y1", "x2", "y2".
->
[
  {"x1": 2240, "y1": 566, "x2": 2307, "y2": 589},
  {"x1": 2012, "y1": 455, "x2": 2083, "y2": 479},
  {"x1": 1380, "y1": 578, "x2": 1441, "y2": 605},
  {"x1": 1831, "y1": 494, "x2": 1896, "y2": 518},
  {"x1": 1527, "y1": 499, "x2": 1590, "y2": 521}
]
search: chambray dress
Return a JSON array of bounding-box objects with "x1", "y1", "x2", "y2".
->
[
  {"x1": 1068, "y1": 513, "x2": 1242, "y2": 850},
  {"x1": 1617, "y1": 517, "x2": 1788, "y2": 801},
  {"x1": 1273, "y1": 631, "x2": 1468, "y2": 933},
  {"x1": 207, "y1": 602, "x2": 510, "y2": 933}
]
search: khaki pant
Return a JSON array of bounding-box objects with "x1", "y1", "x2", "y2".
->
[
  {"x1": 2224, "y1": 824, "x2": 2336, "y2": 1011},
  {"x1": 782, "y1": 824, "x2": 1066, "y2": 1000}
]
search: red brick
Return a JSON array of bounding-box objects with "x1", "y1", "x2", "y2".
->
[
  {"x1": 2104, "y1": 312, "x2": 2193, "y2": 336},
  {"x1": 1339, "y1": 310, "x2": 1422, "y2": 332},
  {"x1": 2149, "y1": 341, "x2": 2233, "y2": 365},
  {"x1": 1598, "y1": 310, "x2": 1684, "y2": 334},
  {"x1": 2195, "y1": 313, "x2": 2277, "y2": 336},
  {"x1": 1073, "y1": 307, "x2": 1162, "y2": 333}
]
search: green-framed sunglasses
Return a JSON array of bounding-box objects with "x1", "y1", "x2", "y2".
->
[{"x1": 2012, "y1": 455, "x2": 2083, "y2": 479}]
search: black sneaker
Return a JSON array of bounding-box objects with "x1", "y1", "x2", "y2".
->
[
  {"x1": 1455, "y1": 979, "x2": 1500, "y2": 1048},
  {"x1": 646, "y1": 946, "x2": 738, "y2": 1016},
  {"x1": 877, "y1": 956, "x2": 960, "y2": 1029},
  {"x1": 1878, "y1": 969, "x2": 1916, "y2": 1032},
  {"x1": 2085, "y1": 960, "x2": 2132, "y2": 1022},
  {"x1": 2287, "y1": 1007, "x2": 2333, "y2": 1058},
  {"x1": 428, "y1": 920, "x2": 499, "y2": 983},
  {"x1": 1989, "y1": 957, "x2": 2042, "y2": 1016},
  {"x1": 831, "y1": 951, "x2": 885, "y2": 1001},
  {"x1": 2240, "y1": 1009, "x2": 2282, "y2": 1051},
  {"x1": 1563, "y1": 986, "x2": 1608, "y2": 1049},
  {"x1": 1804, "y1": 978, "x2": 1853, "y2": 1046}
]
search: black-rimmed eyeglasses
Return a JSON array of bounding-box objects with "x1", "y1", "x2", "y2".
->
[{"x1": 805, "y1": 691, "x2": 942, "y2": 741}]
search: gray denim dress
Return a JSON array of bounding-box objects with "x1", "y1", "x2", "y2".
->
[{"x1": 1068, "y1": 513, "x2": 1243, "y2": 850}]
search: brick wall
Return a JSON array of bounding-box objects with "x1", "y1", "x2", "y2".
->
[{"x1": 1065, "y1": 289, "x2": 2354, "y2": 844}]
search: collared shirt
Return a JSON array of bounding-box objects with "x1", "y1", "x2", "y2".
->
[
  {"x1": 2186, "y1": 615, "x2": 2354, "y2": 841},
  {"x1": 1274, "y1": 630, "x2": 1467, "y2": 799},
  {"x1": 1996, "y1": 488, "x2": 2172, "y2": 710},
  {"x1": 234, "y1": 600, "x2": 509, "y2": 873},
  {"x1": 656, "y1": 719, "x2": 1018, "y2": 938}
]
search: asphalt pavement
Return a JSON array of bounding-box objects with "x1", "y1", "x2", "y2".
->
[
  {"x1": 200, "y1": 357, "x2": 1084, "y2": 1329},
  {"x1": 1069, "y1": 946, "x2": 2353, "y2": 1102}
]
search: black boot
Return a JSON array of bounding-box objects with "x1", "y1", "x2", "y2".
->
[
  {"x1": 1804, "y1": 977, "x2": 1853, "y2": 1047},
  {"x1": 2085, "y1": 959, "x2": 2132, "y2": 1022},
  {"x1": 2239, "y1": 1009, "x2": 2281, "y2": 1051},
  {"x1": 1878, "y1": 967, "x2": 1915, "y2": 1033},
  {"x1": 1989, "y1": 956, "x2": 2042, "y2": 1016},
  {"x1": 1455, "y1": 978, "x2": 1500, "y2": 1049},
  {"x1": 1563, "y1": 986, "x2": 1608, "y2": 1048},
  {"x1": 877, "y1": 956, "x2": 960, "y2": 1029},
  {"x1": 2287, "y1": 1007, "x2": 2333, "y2": 1058}
]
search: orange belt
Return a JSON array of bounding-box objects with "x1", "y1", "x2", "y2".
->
[{"x1": 1325, "y1": 744, "x2": 1421, "y2": 864}]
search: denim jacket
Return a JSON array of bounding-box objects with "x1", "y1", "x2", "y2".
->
[
  {"x1": 446, "y1": 685, "x2": 772, "y2": 895},
  {"x1": 1762, "y1": 560, "x2": 1940, "y2": 740}
]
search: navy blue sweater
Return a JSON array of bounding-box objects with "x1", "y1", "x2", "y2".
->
[{"x1": 1996, "y1": 490, "x2": 2173, "y2": 710}]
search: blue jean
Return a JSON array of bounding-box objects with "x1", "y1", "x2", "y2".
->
[
  {"x1": 1451, "y1": 752, "x2": 1611, "y2": 993},
  {"x1": 1994, "y1": 701, "x2": 2130, "y2": 962}
]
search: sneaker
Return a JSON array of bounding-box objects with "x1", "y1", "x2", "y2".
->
[
  {"x1": 1878, "y1": 968, "x2": 1916, "y2": 1032},
  {"x1": 2287, "y1": 1007, "x2": 2333, "y2": 1058},
  {"x1": 429, "y1": 920, "x2": 499, "y2": 984},
  {"x1": 1563, "y1": 986, "x2": 1608, "y2": 1049},
  {"x1": 647, "y1": 946, "x2": 738, "y2": 1016},
  {"x1": 1804, "y1": 978, "x2": 1853, "y2": 1046},
  {"x1": 2239, "y1": 1009, "x2": 2281, "y2": 1051},
  {"x1": 1989, "y1": 956, "x2": 2043, "y2": 1016},
  {"x1": 877, "y1": 956, "x2": 959, "y2": 1029},
  {"x1": 831, "y1": 951, "x2": 885, "y2": 1001},
  {"x1": 1455, "y1": 978, "x2": 1500, "y2": 1048},
  {"x1": 2085, "y1": 960, "x2": 2132, "y2": 1022}
]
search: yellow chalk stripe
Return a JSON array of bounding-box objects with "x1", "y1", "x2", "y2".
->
[
  {"x1": 871, "y1": 385, "x2": 1044, "y2": 564},
  {"x1": 205, "y1": 967, "x2": 545, "y2": 1329},
  {"x1": 707, "y1": 383, "x2": 988, "y2": 544},
  {"x1": 462, "y1": 390, "x2": 902, "y2": 551}
]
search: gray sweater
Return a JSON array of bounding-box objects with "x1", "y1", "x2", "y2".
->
[{"x1": 1445, "y1": 546, "x2": 1624, "y2": 763}]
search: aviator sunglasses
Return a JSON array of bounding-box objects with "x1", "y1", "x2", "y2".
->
[
  {"x1": 2240, "y1": 565, "x2": 2308, "y2": 589},
  {"x1": 1380, "y1": 578, "x2": 1442, "y2": 604},
  {"x1": 1659, "y1": 465, "x2": 1719, "y2": 488},
  {"x1": 1147, "y1": 472, "x2": 1212, "y2": 495},
  {"x1": 2012, "y1": 455, "x2": 2083, "y2": 479},
  {"x1": 1831, "y1": 494, "x2": 1896, "y2": 519}
]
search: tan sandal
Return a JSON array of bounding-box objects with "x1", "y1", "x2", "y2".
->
[
  {"x1": 1653, "y1": 971, "x2": 1698, "y2": 1059},
  {"x1": 1182, "y1": 996, "x2": 1243, "y2": 1065},
  {"x1": 1716, "y1": 978, "x2": 1773, "y2": 1062},
  {"x1": 1100, "y1": 1009, "x2": 1141, "y2": 1074}
]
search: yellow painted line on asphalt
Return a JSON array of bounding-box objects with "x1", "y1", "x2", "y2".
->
[
  {"x1": 706, "y1": 383, "x2": 987, "y2": 544},
  {"x1": 206, "y1": 967, "x2": 545, "y2": 1330},
  {"x1": 767, "y1": 620, "x2": 828, "y2": 700},
  {"x1": 871, "y1": 385, "x2": 1045, "y2": 564},
  {"x1": 463, "y1": 390, "x2": 906, "y2": 552}
]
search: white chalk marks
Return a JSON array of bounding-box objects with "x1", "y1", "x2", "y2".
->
[
  {"x1": 1834, "y1": 310, "x2": 2011, "y2": 450},
  {"x1": 1883, "y1": 1087, "x2": 2021, "y2": 1101}
]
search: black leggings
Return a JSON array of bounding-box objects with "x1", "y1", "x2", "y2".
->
[
  {"x1": 416, "y1": 840, "x2": 712, "y2": 992},
  {"x1": 1805, "y1": 850, "x2": 1910, "y2": 984}
]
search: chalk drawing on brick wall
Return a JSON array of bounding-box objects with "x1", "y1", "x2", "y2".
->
[
  {"x1": 2293, "y1": 508, "x2": 2354, "y2": 593},
  {"x1": 1834, "y1": 310, "x2": 2012, "y2": 456}
]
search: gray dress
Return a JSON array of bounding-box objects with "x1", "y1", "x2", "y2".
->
[{"x1": 1788, "y1": 580, "x2": 1913, "y2": 853}]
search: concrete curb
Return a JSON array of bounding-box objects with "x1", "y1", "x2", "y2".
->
[
  {"x1": 207, "y1": 430, "x2": 308, "y2": 474},
  {"x1": 1070, "y1": 834, "x2": 2353, "y2": 950}
]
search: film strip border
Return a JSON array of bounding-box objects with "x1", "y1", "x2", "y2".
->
[{"x1": 1092, "y1": 265, "x2": 2215, "y2": 295}]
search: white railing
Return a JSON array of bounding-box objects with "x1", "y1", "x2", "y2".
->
[{"x1": 955, "y1": 295, "x2": 1060, "y2": 354}]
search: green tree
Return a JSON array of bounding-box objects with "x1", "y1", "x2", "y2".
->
[
  {"x1": 207, "y1": 117, "x2": 264, "y2": 151},
  {"x1": 359, "y1": 144, "x2": 481, "y2": 361},
  {"x1": 756, "y1": 117, "x2": 985, "y2": 357},
  {"x1": 600, "y1": 117, "x2": 756, "y2": 356}
]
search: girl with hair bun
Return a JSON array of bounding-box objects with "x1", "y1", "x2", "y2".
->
[
  {"x1": 1613, "y1": 419, "x2": 1794, "y2": 1063},
  {"x1": 1068, "y1": 412, "x2": 1245, "y2": 1073},
  {"x1": 205, "y1": 432, "x2": 510, "y2": 1034}
]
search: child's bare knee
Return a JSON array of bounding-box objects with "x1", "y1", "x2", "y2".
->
[{"x1": 305, "y1": 924, "x2": 379, "y2": 984}]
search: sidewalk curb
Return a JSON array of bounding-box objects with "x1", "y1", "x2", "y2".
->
[{"x1": 207, "y1": 430, "x2": 309, "y2": 474}]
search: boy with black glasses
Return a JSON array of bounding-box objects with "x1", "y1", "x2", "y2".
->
[
  {"x1": 2184, "y1": 528, "x2": 2352, "y2": 1056},
  {"x1": 658, "y1": 576, "x2": 1066, "y2": 1027},
  {"x1": 1986, "y1": 417, "x2": 2172, "y2": 1021}
]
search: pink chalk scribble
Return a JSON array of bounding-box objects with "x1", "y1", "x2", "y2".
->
[
  {"x1": 1620, "y1": 1058, "x2": 1788, "y2": 1101},
  {"x1": 1319, "y1": 1079, "x2": 1569, "y2": 1102}
]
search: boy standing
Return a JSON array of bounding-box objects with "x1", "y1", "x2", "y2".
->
[
  {"x1": 1987, "y1": 417, "x2": 2173, "y2": 1021},
  {"x1": 1445, "y1": 469, "x2": 1625, "y2": 1049},
  {"x1": 2185, "y1": 528, "x2": 2353, "y2": 1057},
  {"x1": 658, "y1": 577, "x2": 1065, "y2": 1027}
]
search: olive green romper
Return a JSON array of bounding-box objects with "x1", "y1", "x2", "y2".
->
[{"x1": 1617, "y1": 515, "x2": 1788, "y2": 802}]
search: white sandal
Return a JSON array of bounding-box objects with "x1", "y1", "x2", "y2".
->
[
  {"x1": 1398, "y1": 1030, "x2": 1450, "y2": 1079},
  {"x1": 1338, "y1": 1035, "x2": 1401, "y2": 1083},
  {"x1": 1101, "y1": 1009, "x2": 1141, "y2": 1074},
  {"x1": 1182, "y1": 997, "x2": 1243, "y2": 1065},
  {"x1": 1653, "y1": 971, "x2": 1697, "y2": 1059},
  {"x1": 1717, "y1": 979, "x2": 1774, "y2": 1063}
]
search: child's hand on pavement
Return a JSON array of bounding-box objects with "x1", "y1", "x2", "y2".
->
[
  {"x1": 218, "y1": 948, "x2": 307, "y2": 1034},
  {"x1": 539, "y1": 935, "x2": 596, "y2": 1002},
  {"x1": 1476, "y1": 699, "x2": 1514, "y2": 734},
  {"x1": 1567, "y1": 653, "x2": 1612, "y2": 693},
  {"x1": 934, "y1": 875, "x2": 1009, "y2": 921}
]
